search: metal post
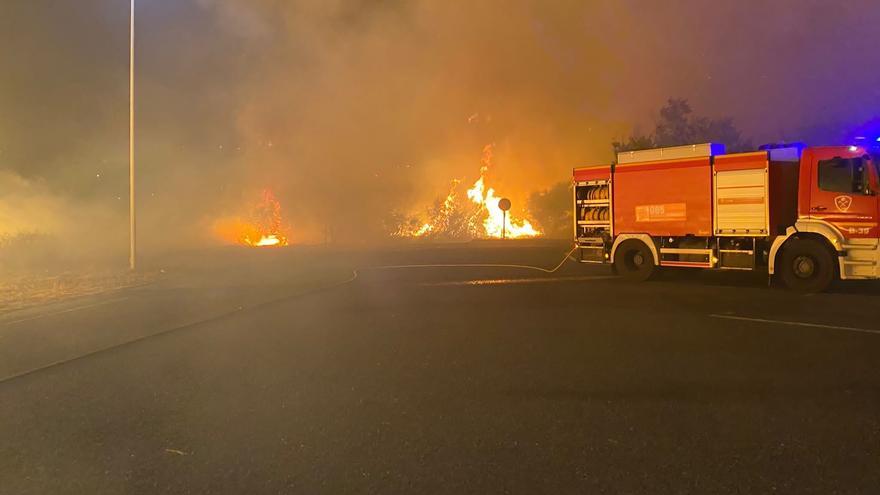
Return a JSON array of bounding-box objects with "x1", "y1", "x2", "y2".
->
[
  {"x1": 497, "y1": 198, "x2": 511, "y2": 240},
  {"x1": 129, "y1": 0, "x2": 136, "y2": 271}
]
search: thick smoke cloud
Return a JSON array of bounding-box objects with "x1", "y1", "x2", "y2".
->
[{"x1": 2, "y1": 0, "x2": 879, "y2": 262}]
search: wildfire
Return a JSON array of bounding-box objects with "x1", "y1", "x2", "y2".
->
[
  {"x1": 394, "y1": 145, "x2": 541, "y2": 239},
  {"x1": 253, "y1": 234, "x2": 283, "y2": 247},
  {"x1": 466, "y1": 145, "x2": 540, "y2": 238},
  {"x1": 394, "y1": 179, "x2": 461, "y2": 238},
  {"x1": 214, "y1": 189, "x2": 292, "y2": 247}
]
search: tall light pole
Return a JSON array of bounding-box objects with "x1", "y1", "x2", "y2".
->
[{"x1": 129, "y1": 0, "x2": 137, "y2": 270}]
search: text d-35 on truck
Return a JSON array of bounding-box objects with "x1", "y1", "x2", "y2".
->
[{"x1": 574, "y1": 142, "x2": 880, "y2": 292}]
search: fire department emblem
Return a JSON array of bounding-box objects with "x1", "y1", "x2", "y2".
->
[{"x1": 834, "y1": 195, "x2": 853, "y2": 212}]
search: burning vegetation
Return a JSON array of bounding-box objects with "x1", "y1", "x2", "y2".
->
[
  {"x1": 393, "y1": 145, "x2": 541, "y2": 240},
  {"x1": 213, "y1": 189, "x2": 291, "y2": 247}
]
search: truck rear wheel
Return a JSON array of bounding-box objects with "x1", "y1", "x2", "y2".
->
[
  {"x1": 779, "y1": 238, "x2": 835, "y2": 293},
  {"x1": 613, "y1": 239, "x2": 656, "y2": 282}
]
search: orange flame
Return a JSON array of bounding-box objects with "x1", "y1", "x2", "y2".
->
[
  {"x1": 393, "y1": 179, "x2": 460, "y2": 238},
  {"x1": 465, "y1": 145, "x2": 539, "y2": 239},
  {"x1": 214, "y1": 189, "x2": 291, "y2": 247},
  {"x1": 395, "y1": 144, "x2": 541, "y2": 239}
]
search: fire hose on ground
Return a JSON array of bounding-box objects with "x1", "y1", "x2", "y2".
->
[
  {"x1": 0, "y1": 245, "x2": 580, "y2": 384},
  {"x1": 360, "y1": 244, "x2": 580, "y2": 276}
]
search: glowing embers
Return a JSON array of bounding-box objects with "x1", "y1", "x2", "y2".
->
[
  {"x1": 396, "y1": 145, "x2": 540, "y2": 240},
  {"x1": 466, "y1": 145, "x2": 539, "y2": 239},
  {"x1": 252, "y1": 234, "x2": 283, "y2": 247},
  {"x1": 214, "y1": 189, "x2": 291, "y2": 247}
]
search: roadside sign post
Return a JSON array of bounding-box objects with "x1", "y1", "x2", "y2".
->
[{"x1": 498, "y1": 198, "x2": 512, "y2": 240}]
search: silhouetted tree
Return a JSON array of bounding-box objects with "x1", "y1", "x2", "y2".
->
[
  {"x1": 612, "y1": 133, "x2": 656, "y2": 154},
  {"x1": 615, "y1": 98, "x2": 752, "y2": 154},
  {"x1": 528, "y1": 181, "x2": 572, "y2": 239}
]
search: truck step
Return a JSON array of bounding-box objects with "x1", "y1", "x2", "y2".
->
[
  {"x1": 842, "y1": 244, "x2": 880, "y2": 251},
  {"x1": 842, "y1": 260, "x2": 877, "y2": 266}
]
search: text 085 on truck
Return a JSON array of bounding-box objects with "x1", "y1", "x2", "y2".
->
[{"x1": 574, "y1": 143, "x2": 880, "y2": 292}]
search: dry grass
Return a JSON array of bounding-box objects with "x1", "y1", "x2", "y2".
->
[
  {"x1": 0, "y1": 232, "x2": 159, "y2": 312},
  {"x1": 0, "y1": 271, "x2": 158, "y2": 313}
]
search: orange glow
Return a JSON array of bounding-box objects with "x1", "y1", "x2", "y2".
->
[
  {"x1": 465, "y1": 145, "x2": 540, "y2": 239},
  {"x1": 214, "y1": 189, "x2": 291, "y2": 247},
  {"x1": 254, "y1": 234, "x2": 283, "y2": 247},
  {"x1": 396, "y1": 145, "x2": 541, "y2": 239},
  {"x1": 394, "y1": 180, "x2": 460, "y2": 238}
]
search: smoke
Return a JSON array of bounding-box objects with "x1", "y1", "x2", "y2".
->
[
  {"x1": 2, "y1": 0, "x2": 880, "y2": 264},
  {"x1": 173, "y1": 0, "x2": 880, "y2": 243},
  {"x1": 0, "y1": 171, "x2": 127, "y2": 274},
  {"x1": 195, "y1": 0, "x2": 629, "y2": 241}
]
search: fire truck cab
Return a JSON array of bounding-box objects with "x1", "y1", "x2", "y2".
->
[{"x1": 574, "y1": 143, "x2": 880, "y2": 292}]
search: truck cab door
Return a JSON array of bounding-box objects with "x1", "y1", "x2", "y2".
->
[{"x1": 808, "y1": 149, "x2": 879, "y2": 239}]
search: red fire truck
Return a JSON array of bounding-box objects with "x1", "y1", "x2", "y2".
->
[{"x1": 574, "y1": 143, "x2": 880, "y2": 291}]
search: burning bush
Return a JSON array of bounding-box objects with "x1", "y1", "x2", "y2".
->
[
  {"x1": 392, "y1": 145, "x2": 540, "y2": 240},
  {"x1": 213, "y1": 189, "x2": 292, "y2": 247}
]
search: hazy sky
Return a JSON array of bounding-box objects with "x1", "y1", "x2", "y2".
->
[{"x1": 2, "y1": 0, "x2": 879, "y2": 248}]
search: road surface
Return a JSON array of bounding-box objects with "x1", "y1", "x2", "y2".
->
[{"x1": 1, "y1": 243, "x2": 879, "y2": 493}]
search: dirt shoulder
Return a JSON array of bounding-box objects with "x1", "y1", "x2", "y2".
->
[{"x1": 0, "y1": 271, "x2": 159, "y2": 314}]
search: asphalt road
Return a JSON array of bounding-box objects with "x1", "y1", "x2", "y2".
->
[{"x1": 1, "y1": 243, "x2": 879, "y2": 494}]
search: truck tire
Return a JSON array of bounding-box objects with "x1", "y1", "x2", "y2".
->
[
  {"x1": 779, "y1": 238, "x2": 835, "y2": 293},
  {"x1": 613, "y1": 239, "x2": 656, "y2": 282}
]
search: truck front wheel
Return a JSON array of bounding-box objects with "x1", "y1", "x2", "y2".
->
[
  {"x1": 613, "y1": 239, "x2": 656, "y2": 282},
  {"x1": 779, "y1": 238, "x2": 836, "y2": 293}
]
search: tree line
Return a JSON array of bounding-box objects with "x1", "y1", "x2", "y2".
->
[{"x1": 529, "y1": 98, "x2": 752, "y2": 237}]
